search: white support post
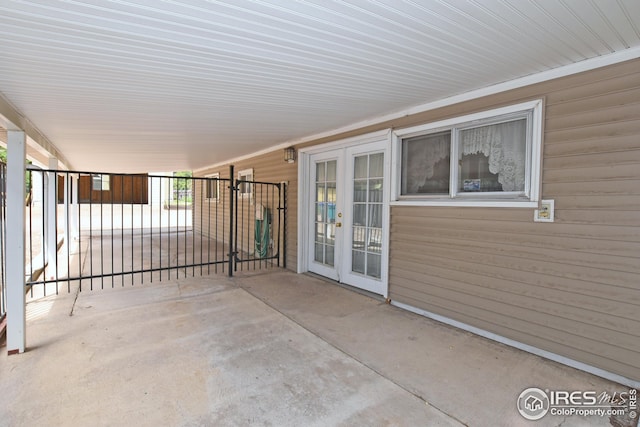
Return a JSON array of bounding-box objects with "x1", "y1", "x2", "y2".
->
[
  {"x1": 46, "y1": 157, "x2": 58, "y2": 276},
  {"x1": 70, "y1": 175, "x2": 78, "y2": 240},
  {"x1": 7, "y1": 130, "x2": 26, "y2": 354},
  {"x1": 63, "y1": 170, "x2": 69, "y2": 248}
]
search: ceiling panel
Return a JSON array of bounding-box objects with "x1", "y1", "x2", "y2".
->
[{"x1": 0, "y1": 0, "x2": 639, "y2": 172}]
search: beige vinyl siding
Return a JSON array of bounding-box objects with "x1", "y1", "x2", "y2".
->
[
  {"x1": 194, "y1": 150, "x2": 298, "y2": 271},
  {"x1": 193, "y1": 57, "x2": 639, "y2": 382},
  {"x1": 389, "y1": 58, "x2": 640, "y2": 381}
]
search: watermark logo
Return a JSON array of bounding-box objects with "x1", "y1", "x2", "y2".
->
[
  {"x1": 517, "y1": 387, "x2": 638, "y2": 421},
  {"x1": 517, "y1": 388, "x2": 550, "y2": 420}
]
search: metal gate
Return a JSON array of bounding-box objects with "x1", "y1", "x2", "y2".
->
[
  {"x1": 0, "y1": 161, "x2": 7, "y2": 330},
  {"x1": 24, "y1": 165, "x2": 285, "y2": 295}
]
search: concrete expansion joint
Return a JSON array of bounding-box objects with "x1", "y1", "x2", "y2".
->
[
  {"x1": 69, "y1": 285, "x2": 81, "y2": 317},
  {"x1": 239, "y1": 284, "x2": 468, "y2": 426}
]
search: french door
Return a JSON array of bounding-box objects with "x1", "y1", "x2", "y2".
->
[{"x1": 307, "y1": 138, "x2": 389, "y2": 296}]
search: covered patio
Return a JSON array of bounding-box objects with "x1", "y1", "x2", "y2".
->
[
  {"x1": 1, "y1": 2, "x2": 639, "y2": 425},
  {"x1": 0, "y1": 270, "x2": 623, "y2": 426}
]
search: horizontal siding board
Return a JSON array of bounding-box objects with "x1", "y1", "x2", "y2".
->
[
  {"x1": 390, "y1": 239, "x2": 639, "y2": 294},
  {"x1": 543, "y1": 149, "x2": 640, "y2": 170},
  {"x1": 552, "y1": 195, "x2": 640, "y2": 210},
  {"x1": 391, "y1": 211, "x2": 640, "y2": 242},
  {"x1": 543, "y1": 180, "x2": 640, "y2": 197},
  {"x1": 545, "y1": 86, "x2": 640, "y2": 117},
  {"x1": 543, "y1": 163, "x2": 639, "y2": 183},
  {"x1": 391, "y1": 222, "x2": 640, "y2": 258},
  {"x1": 390, "y1": 206, "x2": 531, "y2": 222},
  {"x1": 545, "y1": 102, "x2": 640, "y2": 131},
  {"x1": 392, "y1": 292, "x2": 640, "y2": 381},
  {"x1": 390, "y1": 261, "x2": 640, "y2": 332},
  {"x1": 544, "y1": 119, "x2": 640, "y2": 144},
  {"x1": 554, "y1": 210, "x2": 640, "y2": 227},
  {"x1": 390, "y1": 264, "x2": 640, "y2": 352},
  {"x1": 391, "y1": 230, "x2": 640, "y2": 274},
  {"x1": 390, "y1": 247, "x2": 636, "y2": 309},
  {"x1": 544, "y1": 134, "x2": 640, "y2": 157},
  {"x1": 545, "y1": 69, "x2": 640, "y2": 105},
  {"x1": 389, "y1": 284, "x2": 640, "y2": 374}
]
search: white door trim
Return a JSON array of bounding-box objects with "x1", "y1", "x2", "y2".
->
[{"x1": 297, "y1": 129, "x2": 391, "y2": 297}]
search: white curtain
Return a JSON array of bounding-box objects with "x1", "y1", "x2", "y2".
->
[
  {"x1": 404, "y1": 133, "x2": 450, "y2": 193},
  {"x1": 460, "y1": 119, "x2": 526, "y2": 192}
]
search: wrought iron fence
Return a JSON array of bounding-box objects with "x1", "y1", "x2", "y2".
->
[{"x1": 23, "y1": 166, "x2": 285, "y2": 295}]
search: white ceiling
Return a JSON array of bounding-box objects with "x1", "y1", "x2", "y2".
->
[{"x1": 1, "y1": 0, "x2": 639, "y2": 173}]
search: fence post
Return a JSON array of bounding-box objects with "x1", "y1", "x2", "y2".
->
[
  {"x1": 228, "y1": 165, "x2": 234, "y2": 277},
  {"x1": 46, "y1": 157, "x2": 58, "y2": 276},
  {"x1": 282, "y1": 182, "x2": 286, "y2": 270},
  {"x1": 6, "y1": 130, "x2": 26, "y2": 354}
]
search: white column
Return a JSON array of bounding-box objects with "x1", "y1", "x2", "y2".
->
[
  {"x1": 45, "y1": 157, "x2": 58, "y2": 275},
  {"x1": 7, "y1": 130, "x2": 26, "y2": 354},
  {"x1": 69, "y1": 175, "x2": 78, "y2": 240},
  {"x1": 62, "y1": 170, "x2": 69, "y2": 247}
]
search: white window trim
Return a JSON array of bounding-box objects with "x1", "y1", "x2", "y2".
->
[
  {"x1": 91, "y1": 174, "x2": 110, "y2": 191},
  {"x1": 237, "y1": 168, "x2": 253, "y2": 198},
  {"x1": 205, "y1": 173, "x2": 220, "y2": 202},
  {"x1": 391, "y1": 99, "x2": 543, "y2": 208}
]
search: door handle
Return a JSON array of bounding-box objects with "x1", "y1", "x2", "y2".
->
[{"x1": 336, "y1": 222, "x2": 342, "y2": 228}]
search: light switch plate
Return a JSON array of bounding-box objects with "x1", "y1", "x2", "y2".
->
[{"x1": 534, "y1": 199, "x2": 554, "y2": 222}]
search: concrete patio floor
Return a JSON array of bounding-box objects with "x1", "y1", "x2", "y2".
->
[{"x1": 0, "y1": 270, "x2": 633, "y2": 427}]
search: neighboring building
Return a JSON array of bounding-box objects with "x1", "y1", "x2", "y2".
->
[{"x1": 194, "y1": 57, "x2": 640, "y2": 386}]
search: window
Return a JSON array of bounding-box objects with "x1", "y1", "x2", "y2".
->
[
  {"x1": 92, "y1": 174, "x2": 110, "y2": 191},
  {"x1": 238, "y1": 168, "x2": 253, "y2": 197},
  {"x1": 205, "y1": 173, "x2": 220, "y2": 201},
  {"x1": 393, "y1": 100, "x2": 542, "y2": 207}
]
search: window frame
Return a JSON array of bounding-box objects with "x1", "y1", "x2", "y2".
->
[
  {"x1": 237, "y1": 168, "x2": 253, "y2": 198},
  {"x1": 91, "y1": 174, "x2": 110, "y2": 191},
  {"x1": 204, "y1": 173, "x2": 220, "y2": 202},
  {"x1": 391, "y1": 99, "x2": 543, "y2": 208}
]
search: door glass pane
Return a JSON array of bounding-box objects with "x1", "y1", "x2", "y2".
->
[
  {"x1": 351, "y1": 153, "x2": 384, "y2": 279},
  {"x1": 316, "y1": 184, "x2": 325, "y2": 202},
  {"x1": 369, "y1": 153, "x2": 383, "y2": 178},
  {"x1": 327, "y1": 160, "x2": 337, "y2": 181},
  {"x1": 368, "y1": 228, "x2": 382, "y2": 253},
  {"x1": 314, "y1": 243, "x2": 323, "y2": 263},
  {"x1": 315, "y1": 223, "x2": 324, "y2": 243},
  {"x1": 326, "y1": 224, "x2": 336, "y2": 244},
  {"x1": 353, "y1": 204, "x2": 366, "y2": 226},
  {"x1": 327, "y1": 182, "x2": 337, "y2": 203},
  {"x1": 354, "y1": 156, "x2": 368, "y2": 179},
  {"x1": 353, "y1": 179, "x2": 367, "y2": 202},
  {"x1": 352, "y1": 226, "x2": 366, "y2": 250},
  {"x1": 368, "y1": 204, "x2": 382, "y2": 228},
  {"x1": 368, "y1": 179, "x2": 383, "y2": 202},
  {"x1": 326, "y1": 244, "x2": 335, "y2": 266},
  {"x1": 315, "y1": 202, "x2": 325, "y2": 223},
  {"x1": 352, "y1": 250, "x2": 365, "y2": 274},
  {"x1": 316, "y1": 162, "x2": 325, "y2": 182},
  {"x1": 314, "y1": 160, "x2": 336, "y2": 267},
  {"x1": 366, "y1": 253, "x2": 381, "y2": 278}
]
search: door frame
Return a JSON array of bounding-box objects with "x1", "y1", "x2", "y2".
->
[{"x1": 297, "y1": 129, "x2": 392, "y2": 297}]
